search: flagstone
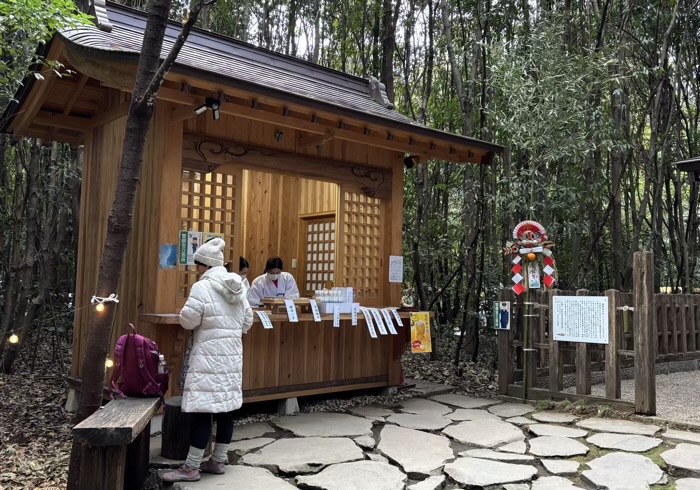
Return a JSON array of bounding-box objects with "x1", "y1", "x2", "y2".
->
[
  {"x1": 507, "y1": 417, "x2": 534, "y2": 426},
  {"x1": 499, "y1": 441, "x2": 528, "y2": 454},
  {"x1": 443, "y1": 419, "x2": 525, "y2": 448},
  {"x1": 229, "y1": 437, "x2": 276, "y2": 455},
  {"x1": 295, "y1": 461, "x2": 406, "y2": 490},
  {"x1": 399, "y1": 398, "x2": 453, "y2": 416},
  {"x1": 528, "y1": 424, "x2": 588, "y2": 439},
  {"x1": 676, "y1": 478, "x2": 700, "y2": 490},
  {"x1": 444, "y1": 457, "x2": 537, "y2": 487},
  {"x1": 172, "y1": 465, "x2": 296, "y2": 490},
  {"x1": 459, "y1": 448, "x2": 535, "y2": 462},
  {"x1": 430, "y1": 393, "x2": 501, "y2": 409},
  {"x1": 586, "y1": 433, "x2": 662, "y2": 452},
  {"x1": 353, "y1": 435, "x2": 376, "y2": 449},
  {"x1": 489, "y1": 403, "x2": 536, "y2": 418},
  {"x1": 273, "y1": 412, "x2": 372, "y2": 438},
  {"x1": 541, "y1": 459, "x2": 580, "y2": 475},
  {"x1": 662, "y1": 429, "x2": 700, "y2": 445},
  {"x1": 407, "y1": 475, "x2": 445, "y2": 490},
  {"x1": 232, "y1": 422, "x2": 275, "y2": 441},
  {"x1": 528, "y1": 436, "x2": 588, "y2": 457},
  {"x1": 531, "y1": 412, "x2": 577, "y2": 424},
  {"x1": 447, "y1": 408, "x2": 501, "y2": 421},
  {"x1": 386, "y1": 413, "x2": 452, "y2": 431},
  {"x1": 575, "y1": 418, "x2": 660, "y2": 436},
  {"x1": 348, "y1": 406, "x2": 395, "y2": 421},
  {"x1": 582, "y1": 452, "x2": 666, "y2": 489},
  {"x1": 661, "y1": 443, "x2": 700, "y2": 477},
  {"x1": 377, "y1": 425, "x2": 454, "y2": 477},
  {"x1": 531, "y1": 476, "x2": 581, "y2": 489},
  {"x1": 239, "y1": 437, "x2": 364, "y2": 474}
]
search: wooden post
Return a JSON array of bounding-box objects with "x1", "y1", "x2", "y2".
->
[
  {"x1": 78, "y1": 444, "x2": 126, "y2": 490},
  {"x1": 548, "y1": 289, "x2": 563, "y2": 392},
  {"x1": 576, "y1": 289, "x2": 591, "y2": 395},
  {"x1": 497, "y1": 289, "x2": 514, "y2": 395},
  {"x1": 161, "y1": 396, "x2": 192, "y2": 460},
  {"x1": 605, "y1": 289, "x2": 621, "y2": 399},
  {"x1": 634, "y1": 251, "x2": 656, "y2": 415},
  {"x1": 124, "y1": 422, "x2": 151, "y2": 490}
]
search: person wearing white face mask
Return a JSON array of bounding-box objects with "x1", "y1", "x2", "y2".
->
[{"x1": 247, "y1": 256, "x2": 300, "y2": 307}]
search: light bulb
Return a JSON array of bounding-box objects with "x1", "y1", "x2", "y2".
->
[
  {"x1": 105, "y1": 358, "x2": 114, "y2": 368},
  {"x1": 9, "y1": 334, "x2": 19, "y2": 344},
  {"x1": 95, "y1": 303, "x2": 105, "y2": 312}
]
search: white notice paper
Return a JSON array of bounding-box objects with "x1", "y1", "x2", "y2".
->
[
  {"x1": 256, "y1": 310, "x2": 274, "y2": 329},
  {"x1": 333, "y1": 305, "x2": 341, "y2": 327},
  {"x1": 371, "y1": 308, "x2": 388, "y2": 335},
  {"x1": 390, "y1": 308, "x2": 403, "y2": 326},
  {"x1": 389, "y1": 256, "x2": 404, "y2": 283},
  {"x1": 284, "y1": 299, "x2": 299, "y2": 323},
  {"x1": 309, "y1": 299, "x2": 322, "y2": 322},
  {"x1": 552, "y1": 296, "x2": 609, "y2": 344},
  {"x1": 351, "y1": 303, "x2": 359, "y2": 326},
  {"x1": 361, "y1": 308, "x2": 378, "y2": 338},
  {"x1": 381, "y1": 309, "x2": 398, "y2": 335}
]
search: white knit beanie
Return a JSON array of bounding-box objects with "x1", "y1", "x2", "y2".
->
[{"x1": 194, "y1": 237, "x2": 225, "y2": 267}]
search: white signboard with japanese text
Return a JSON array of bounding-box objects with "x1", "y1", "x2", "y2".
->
[{"x1": 552, "y1": 296, "x2": 609, "y2": 344}]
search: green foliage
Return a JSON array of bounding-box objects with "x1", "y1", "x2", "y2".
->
[{"x1": 0, "y1": 0, "x2": 91, "y2": 107}]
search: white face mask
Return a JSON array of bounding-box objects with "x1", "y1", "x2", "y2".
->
[{"x1": 267, "y1": 272, "x2": 281, "y2": 281}]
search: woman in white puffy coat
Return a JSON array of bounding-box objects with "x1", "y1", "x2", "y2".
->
[{"x1": 163, "y1": 237, "x2": 253, "y2": 483}]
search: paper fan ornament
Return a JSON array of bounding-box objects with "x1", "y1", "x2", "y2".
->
[{"x1": 504, "y1": 221, "x2": 557, "y2": 295}]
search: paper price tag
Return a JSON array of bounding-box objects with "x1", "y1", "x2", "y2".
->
[
  {"x1": 351, "y1": 303, "x2": 359, "y2": 326},
  {"x1": 390, "y1": 308, "x2": 403, "y2": 326},
  {"x1": 361, "y1": 308, "x2": 378, "y2": 339},
  {"x1": 309, "y1": 299, "x2": 322, "y2": 322},
  {"x1": 333, "y1": 305, "x2": 341, "y2": 327},
  {"x1": 381, "y1": 309, "x2": 398, "y2": 335},
  {"x1": 370, "y1": 308, "x2": 388, "y2": 335},
  {"x1": 284, "y1": 299, "x2": 299, "y2": 323},
  {"x1": 256, "y1": 310, "x2": 274, "y2": 329}
]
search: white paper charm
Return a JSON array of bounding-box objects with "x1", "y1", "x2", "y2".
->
[
  {"x1": 309, "y1": 299, "x2": 322, "y2": 322},
  {"x1": 381, "y1": 309, "x2": 398, "y2": 334},
  {"x1": 333, "y1": 305, "x2": 341, "y2": 327},
  {"x1": 361, "y1": 308, "x2": 378, "y2": 338},
  {"x1": 284, "y1": 299, "x2": 299, "y2": 322},
  {"x1": 512, "y1": 273, "x2": 524, "y2": 284},
  {"x1": 543, "y1": 265, "x2": 555, "y2": 276},
  {"x1": 351, "y1": 303, "x2": 359, "y2": 326},
  {"x1": 512, "y1": 255, "x2": 522, "y2": 265},
  {"x1": 256, "y1": 310, "x2": 274, "y2": 329},
  {"x1": 390, "y1": 308, "x2": 404, "y2": 326},
  {"x1": 371, "y1": 308, "x2": 388, "y2": 335}
]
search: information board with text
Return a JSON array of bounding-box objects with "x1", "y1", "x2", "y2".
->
[{"x1": 552, "y1": 296, "x2": 609, "y2": 344}]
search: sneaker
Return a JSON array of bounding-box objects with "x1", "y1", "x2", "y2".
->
[
  {"x1": 200, "y1": 459, "x2": 226, "y2": 475},
  {"x1": 162, "y1": 465, "x2": 201, "y2": 482}
]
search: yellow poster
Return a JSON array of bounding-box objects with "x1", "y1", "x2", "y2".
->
[{"x1": 410, "y1": 312, "x2": 432, "y2": 353}]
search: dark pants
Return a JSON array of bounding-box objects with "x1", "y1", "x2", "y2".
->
[{"x1": 190, "y1": 411, "x2": 235, "y2": 449}]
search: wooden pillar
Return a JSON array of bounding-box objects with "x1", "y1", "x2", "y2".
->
[
  {"x1": 497, "y1": 289, "x2": 514, "y2": 395},
  {"x1": 576, "y1": 289, "x2": 591, "y2": 395},
  {"x1": 548, "y1": 289, "x2": 563, "y2": 392},
  {"x1": 124, "y1": 422, "x2": 151, "y2": 490},
  {"x1": 634, "y1": 251, "x2": 656, "y2": 415},
  {"x1": 605, "y1": 289, "x2": 621, "y2": 399},
  {"x1": 162, "y1": 396, "x2": 191, "y2": 460},
  {"x1": 78, "y1": 444, "x2": 126, "y2": 490}
]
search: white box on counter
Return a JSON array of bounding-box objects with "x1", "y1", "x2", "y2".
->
[{"x1": 318, "y1": 302, "x2": 354, "y2": 315}]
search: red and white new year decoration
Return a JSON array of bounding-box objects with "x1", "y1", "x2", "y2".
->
[{"x1": 504, "y1": 221, "x2": 557, "y2": 296}]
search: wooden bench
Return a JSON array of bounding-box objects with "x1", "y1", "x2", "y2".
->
[{"x1": 72, "y1": 397, "x2": 161, "y2": 490}]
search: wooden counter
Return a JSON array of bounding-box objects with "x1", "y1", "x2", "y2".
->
[{"x1": 140, "y1": 310, "x2": 411, "y2": 403}]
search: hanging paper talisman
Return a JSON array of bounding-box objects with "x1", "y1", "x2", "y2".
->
[{"x1": 504, "y1": 220, "x2": 558, "y2": 296}]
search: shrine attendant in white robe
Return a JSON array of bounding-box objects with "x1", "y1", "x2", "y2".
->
[{"x1": 247, "y1": 256, "x2": 300, "y2": 306}]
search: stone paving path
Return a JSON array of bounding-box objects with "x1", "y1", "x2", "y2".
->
[{"x1": 156, "y1": 393, "x2": 700, "y2": 489}]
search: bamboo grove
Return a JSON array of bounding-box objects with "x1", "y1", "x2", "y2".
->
[{"x1": 1, "y1": 0, "x2": 699, "y2": 367}]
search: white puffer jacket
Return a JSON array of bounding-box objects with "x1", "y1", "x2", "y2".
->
[{"x1": 180, "y1": 266, "x2": 253, "y2": 413}]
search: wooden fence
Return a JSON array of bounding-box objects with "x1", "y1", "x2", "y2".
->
[{"x1": 498, "y1": 252, "x2": 700, "y2": 414}]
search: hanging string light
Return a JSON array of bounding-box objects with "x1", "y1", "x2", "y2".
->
[
  {"x1": 9, "y1": 334, "x2": 19, "y2": 344},
  {"x1": 105, "y1": 358, "x2": 114, "y2": 368},
  {"x1": 91, "y1": 294, "x2": 119, "y2": 312}
]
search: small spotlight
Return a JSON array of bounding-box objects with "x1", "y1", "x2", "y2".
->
[
  {"x1": 194, "y1": 104, "x2": 208, "y2": 116},
  {"x1": 95, "y1": 303, "x2": 105, "y2": 313},
  {"x1": 9, "y1": 334, "x2": 19, "y2": 344},
  {"x1": 404, "y1": 155, "x2": 416, "y2": 169},
  {"x1": 205, "y1": 97, "x2": 221, "y2": 121},
  {"x1": 105, "y1": 358, "x2": 114, "y2": 368}
]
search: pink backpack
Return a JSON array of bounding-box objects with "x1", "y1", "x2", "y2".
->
[{"x1": 110, "y1": 324, "x2": 169, "y2": 398}]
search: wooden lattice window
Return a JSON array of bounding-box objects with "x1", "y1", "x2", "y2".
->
[
  {"x1": 300, "y1": 216, "x2": 336, "y2": 295},
  {"x1": 341, "y1": 190, "x2": 382, "y2": 301},
  {"x1": 179, "y1": 169, "x2": 237, "y2": 297}
]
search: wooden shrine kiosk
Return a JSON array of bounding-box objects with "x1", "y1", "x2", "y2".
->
[{"x1": 1, "y1": 1, "x2": 502, "y2": 404}]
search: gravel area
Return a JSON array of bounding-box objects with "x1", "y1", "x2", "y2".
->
[{"x1": 564, "y1": 370, "x2": 700, "y2": 425}]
